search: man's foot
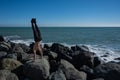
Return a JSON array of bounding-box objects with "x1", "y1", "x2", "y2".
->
[{"x1": 31, "y1": 18, "x2": 36, "y2": 23}]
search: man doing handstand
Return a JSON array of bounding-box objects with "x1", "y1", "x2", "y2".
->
[{"x1": 31, "y1": 18, "x2": 43, "y2": 60}]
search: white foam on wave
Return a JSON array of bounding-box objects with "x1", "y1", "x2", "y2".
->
[
  {"x1": 4, "y1": 35, "x2": 21, "y2": 41},
  {"x1": 85, "y1": 45, "x2": 120, "y2": 62},
  {"x1": 9, "y1": 39, "x2": 120, "y2": 62},
  {"x1": 11, "y1": 39, "x2": 34, "y2": 46},
  {"x1": 57, "y1": 43, "x2": 120, "y2": 62}
]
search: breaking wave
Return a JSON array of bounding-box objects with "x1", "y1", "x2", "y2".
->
[{"x1": 4, "y1": 35, "x2": 120, "y2": 63}]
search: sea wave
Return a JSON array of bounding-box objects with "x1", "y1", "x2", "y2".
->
[
  {"x1": 9, "y1": 39, "x2": 120, "y2": 63},
  {"x1": 4, "y1": 35, "x2": 21, "y2": 41},
  {"x1": 85, "y1": 45, "x2": 120, "y2": 62},
  {"x1": 11, "y1": 39, "x2": 34, "y2": 46},
  {"x1": 63, "y1": 43, "x2": 120, "y2": 63}
]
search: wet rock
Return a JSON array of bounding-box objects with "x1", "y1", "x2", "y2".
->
[
  {"x1": 51, "y1": 43, "x2": 71, "y2": 54},
  {"x1": 18, "y1": 43, "x2": 30, "y2": 53},
  {"x1": 114, "y1": 57, "x2": 120, "y2": 60},
  {"x1": 49, "y1": 69, "x2": 66, "y2": 80},
  {"x1": 0, "y1": 58, "x2": 23, "y2": 71},
  {"x1": 0, "y1": 42, "x2": 11, "y2": 51},
  {"x1": 49, "y1": 51, "x2": 58, "y2": 60},
  {"x1": 59, "y1": 59, "x2": 87, "y2": 80},
  {"x1": 51, "y1": 43, "x2": 72, "y2": 62},
  {"x1": 11, "y1": 43, "x2": 24, "y2": 53},
  {"x1": 0, "y1": 51, "x2": 7, "y2": 59},
  {"x1": 93, "y1": 57, "x2": 104, "y2": 67},
  {"x1": 21, "y1": 54, "x2": 40, "y2": 63},
  {"x1": 92, "y1": 78, "x2": 104, "y2": 80},
  {"x1": 0, "y1": 35, "x2": 5, "y2": 42},
  {"x1": 43, "y1": 48, "x2": 50, "y2": 56},
  {"x1": 43, "y1": 55, "x2": 49, "y2": 60},
  {"x1": 44, "y1": 44, "x2": 51, "y2": 50},
  {"x1": 101, "y1": 55, "x2": 108, "y2": 57},
  {"x1": 94, "y1": 62, "x2": 120, "y2": 80},
  {"x1": 72, "y1": 51, "x2": 94, "y2": 69},
  {"x1": 17, "y1": 52, "x2": 28, "y2": 62},
  {"x1": 71, "y1": 45, "x2": 89, "y2": 52},
  {"x1": 29, "y1": 42, "x2": 34, "y2": 53},
  {"x1": 0, "y1": 69, "x2": 19, "y2": 80},
  {"x1": 50, "y1": 60, "x2": 59, "y2": 73},
  {"x1": 0, "y1": 58, "x2": 23, "y2": 79},
  {"x1": 23, "y1": 58, "x2": 50, "y2": 80},
  {"x1": 80, "y1": 65, "x2": 94, "y2": 80},
  {"x1": 6, "y1": 53, "x2": 17, "y2": 60}
]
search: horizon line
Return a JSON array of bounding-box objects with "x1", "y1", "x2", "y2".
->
[{"x1": 0, "y1": 26, "x2": 120, "y2": 27}]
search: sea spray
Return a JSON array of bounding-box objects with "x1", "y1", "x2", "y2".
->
[
  {"x1": 9, "y1": 38, "x2": 120, "y2": 63},
  {"x1": 86, "y1": 45, "x2": 120, "y2": 62}
]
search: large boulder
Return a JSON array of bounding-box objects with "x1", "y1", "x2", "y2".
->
[
  {"x1": 80, "y1": 65, "x2": 94, "y2": 80},
  {"x1": 0, "y1": 51, "x2": 7, "y2": 59},
  {"x1": 44, "y1": 43, "x2": 51, "y2": 50},
  {"x1": 71, "y1": 45, "x2": 89, "y2": 52},
  {"x1": 51, "y1": 43, "x2": 72, "y2": 62},
  {"x1": 93, "y1": 57, "x2": 104, "y2": 67},
  {"x1": 94, "y1": 62, "x2": 120, "y2": 80},
  {"x1": 0, "y1": 58, "x2": 23, "y2": 79},
  {"x1": 18, "y1": 43, "x2": 30, "y2": 53},
  {"x1": 0, "y1": 58, "x2": 23, "y2": 78},
  {"x1": 49, "y1": 69, "x2": 66, "y2": 80},
  {"x1": 71, "y1": 45, "x2": 100, "y2": 68},
  {"x1": 0, "y1": 58, "x2": 23, "y2": 71},
  {"x1": 10, "y1": 43, "x2": 31, "y2": 62},
  {"x1": 51, "y1": 43, "x2": 72, "y2": 54},
  {"x1": 72, "y1": 51, "x2": 94, "y2": 69},
  {"x1": 0, "y1": 69, "x2": 19, "y2": 80},
  {"x1": 49, "y1": 60, "x2": 59, "y2": 73},
  {"x1": 59, "y1": 59, "x2": 87, "y2": 80},
  {"x1": 6, "y1": 53, "x2": 17, "y2": 60},
  {"x1": 0, "y1": 35, "x2": 5, "y2": 42},
  {"x1": 48, "y1": 51, "x2": 58, "y2": 60},
  {"x1": 23, "y1": 58, "x2": 50, "y2": 80},
  {"x1": 11, "y1": 43, "x2": 24, "y2": 53},
  {"x1": 70, "y1": 45, "x2": 97, "y2": 69},
  {"x1": 0, "y1": 42, "x2": 11, "y2": 51},
  {"x1": 21, "y1": 54, "x2": 41, "y2": 63},
  {"x1": 92, "y1": 78, "x2": 104, "y2": 80}
]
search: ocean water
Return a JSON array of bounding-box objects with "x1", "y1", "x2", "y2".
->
[{"x1": 0, "y1": 27, "x2": 120, "y2": 62}]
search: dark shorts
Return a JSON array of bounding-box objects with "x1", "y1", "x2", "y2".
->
[
  {"x1": 34, "y1": 30, "x2": 42, "y2": 42},
  {"x1": 32, "y1": 24, "x2": 42, "y2": 42}
]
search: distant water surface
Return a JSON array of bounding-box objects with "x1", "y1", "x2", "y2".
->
[
  {"x1": 0, "y1": 27, "x2": 120, "y2": 47},
  {"x1": 0, "y1": 27, "x2": 120, "y2": 62}
]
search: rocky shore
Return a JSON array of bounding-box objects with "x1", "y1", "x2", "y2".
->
[{"x1": 0, "y1": 36, "x2": 120, "y2": 80}]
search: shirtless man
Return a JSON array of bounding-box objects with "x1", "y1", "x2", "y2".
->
[{"x1": 31, "y1": 18, "x2": 43, "y2": 60}]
